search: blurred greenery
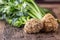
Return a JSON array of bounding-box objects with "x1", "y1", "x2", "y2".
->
[{"x1": 0, "y1": 0, "x2": 51, "y2": 27}]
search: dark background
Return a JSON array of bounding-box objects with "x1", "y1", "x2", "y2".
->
[{"x1": 35, "y1": 0, "x2": 60, "y2": 4}]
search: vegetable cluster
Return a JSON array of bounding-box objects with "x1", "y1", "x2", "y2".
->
[{"x1": 0, "y1": 0, "x2": 52, "y2": 27}]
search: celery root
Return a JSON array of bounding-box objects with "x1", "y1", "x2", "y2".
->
[
  {"x1": 41, "y1": 13, "x2": 59, "y2": 32},
  {"x1": 24, "y1": 18, "x2": 43, "y2": 33}
]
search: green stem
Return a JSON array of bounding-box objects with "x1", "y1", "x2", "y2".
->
[
  {"x1": 26, "y1": 2, "x2": 38, "y2": 14},
  {"x1": 30, "y1": 10, "x2": 39, "y2": 19},
  {"x1": 31, "y1": 1, "x2": 43, "y2": 16},
  {"x1": 31, "y1": 1, "x2": 40, "y2": 13},
  {"x1": 27, "y1": 2, "x2": 42, "y2": 19},
  {"x1": 21, "y1": 17, "x2": 27, "y2": 23},
  {"x1": 39, "y1": 8, "x2": 46, "y2": 17},
  {"x1": 28, "y1": 12, "x2": 36, "y2": 18}
]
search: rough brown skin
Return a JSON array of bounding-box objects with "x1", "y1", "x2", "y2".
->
[
  {"x1": 24, "y1": 19, "x2": 43, "y2": 33},
  {"x1": 41, "y1": 13, "x2": 59, "y2": 32}
]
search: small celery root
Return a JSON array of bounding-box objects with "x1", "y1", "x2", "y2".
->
[{"x1": 24, "y1": 18, "x2": 43, "y2": 33}]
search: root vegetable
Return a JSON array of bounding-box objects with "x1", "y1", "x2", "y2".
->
[
  {"x1": 24, "y1": 18, "x2": 43, "y2": 33},
  {"x1": 41, "y1": 13, "x2": 59, "y2": 32}
]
